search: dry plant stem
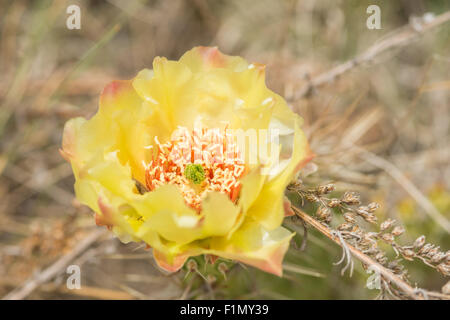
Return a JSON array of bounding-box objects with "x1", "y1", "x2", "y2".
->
[
  {"x1": 2, "y1": 229, "x2": 107, "y2": 300},
  {"x1": 292, "y1": 10, "x2": 450, "y2": 100},
  {"x1": 356, "y1": 148, "x2": 450, "y2": 233},
  {"x1": 291, "y1": 206, "x2": 423, "y2": 300},
  {"x1": 45, "y1": 284, "x2": 135, "y2": 300}
]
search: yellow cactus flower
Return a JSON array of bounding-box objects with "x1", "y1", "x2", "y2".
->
[{"x1": 61, "y1": 47, "x2": 313, "y2": 276}]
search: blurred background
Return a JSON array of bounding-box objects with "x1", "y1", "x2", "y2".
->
[{"x1": 0, "y1": 0, "x2": 449, "y2": 299}]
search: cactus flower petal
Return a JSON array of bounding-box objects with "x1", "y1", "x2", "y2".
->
[{"x1": 61, "y1": 47, "x2": 312, "y2": 276}]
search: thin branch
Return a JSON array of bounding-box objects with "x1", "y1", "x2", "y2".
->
[
  {"x1": 356, "y1": 148, "x2": 450, "y2": 233},
  {"x1": 291, "y1": 206, "x2": 424, "y2": 300},
  {"x1": 291, "y1": 10, "x2": 450, "y2": 100},
  {"x1": 43, "y1": 284, "x2": 135, "y2": 300},
  {"x1": 2, "y1": 229, "x2": 107, "y2": 300}
]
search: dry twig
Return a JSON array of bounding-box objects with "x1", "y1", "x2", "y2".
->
[
  {"x1": 291, "y1": 10, "x2": 450, "y2": 100},
  {"x1": 356, "y1": 148, "x2": 450, "y2": 233},
  {"x1": 291, "y1": 206, "x2": 439, "y2": 300},
  {"x1": 2, "y1": 229, "x2": 107, "y2": 300}
]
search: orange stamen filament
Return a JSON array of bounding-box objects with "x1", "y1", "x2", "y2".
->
[{"x1": 144, "y1": 127, "x2": 246, "y2": 211}]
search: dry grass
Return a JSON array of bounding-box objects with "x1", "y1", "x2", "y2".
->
[{"x1": 0, "y1": 0, "x2": 449, "y2": 299}]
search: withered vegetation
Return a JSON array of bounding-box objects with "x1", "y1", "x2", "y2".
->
[{"x1": 0, "y1": 0, "x2": 449, "y2": 299}]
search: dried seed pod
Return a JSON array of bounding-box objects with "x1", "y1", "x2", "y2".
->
[
  {"x1": 431, "y1": 252, "x2": 446, "y2": 264},
  {"x1": 359, "y1": 238, "x2": 372, "y2": 247},
  {"x1": 343, "y1": 212, "x2": 356, "y2": 224},
  {"x1": 366, "y1": 232, "x2": 379, "y2": 241},
  {"x1": 290, "y1": 181, "x2": 302, "y2": 189},
  {"x1": 358, "y1": 206, "x2": 369, "y2": 214},
  {"x1": 317, "y1": 184, "x2": 335, "y2": 195},
  {"x1": 328, "y1": 198, "x2": 341, "y2": 208},
  {"x1": 316, "y1": 205, "x2": 330, "y2": 218},
  {"x1": 367, "y1": 202, "x2": 380, "y2": 213},
  {"x1": 381, "y1": 233, "x2": 395, "y2": 243},
  {"x1": 413, "y1": 235, "x2": 426, "y2": 249},
  {"x1": 436, "y1": 263, "x2": 450, "y2": 276},
  {"x1": 305, "y1": 193, "x2": 320, "y2": 202},
  {"x1": 356, "y1": 207, "x2": 377, "y2": 223},
  {"x1": 317, "y1": 206, "x2": 332, "y2": 223},
  {"x1": 401, "y1": 249, "x2": 415, "y2": 261},
  {"x1": 364, "y1": 213, "x2": 378, "y2": 224},
  {"x1": 425, "y1": 247, "x2": 439, "y2": 259},
  {"x1": 341, "y1": 191, "x2": 361, "y2": 205},
  {"x1": 391, "y1": 226, "x2": 405, "y2": 237},
  {"x1": 380, "y1": 219, "x2": 395, "y2": 232},
  {"x1": 375, "y1": 252, "x2": 386, "y2": 261},
  {"x1": 350, "y1": 226, "x2": 363, "y2": 236},
  {"x1": 374, "y1": 252, "x2": 388, "y2": 264},
  {"x1": 378, "y1": 256, "x2": 388, "y2": 265},
  {"x1": 418, "y1": 243, "x2": 432, "y2": 255},
  {"x1": 337, "y1": 223, "x2": 353, "y2": 231}
]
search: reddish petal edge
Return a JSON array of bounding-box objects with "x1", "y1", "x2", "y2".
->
[
  {"x1": 195, "y1": 46, "x2": 226, "y2": 68},
  {"x1": 283, "y1": 197, "x2": 295, "y2": 217},
  {"x1": 96, "y1": 197, "x2": 115, "y2": 230},
  {"x1": 152, "y1": 249, "x2": 189, "y2": 273},
  {"x1": 237, "y1": 235, "x2": 293, "y2": 277}
]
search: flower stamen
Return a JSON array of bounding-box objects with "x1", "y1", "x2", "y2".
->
[{"x1": 144, "y1": 127, "x2": 247, "y2": 211}]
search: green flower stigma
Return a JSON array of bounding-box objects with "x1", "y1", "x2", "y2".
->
[{"x1": 184, "y1": 164, "x2": 206, "y2": 185}]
